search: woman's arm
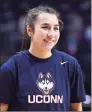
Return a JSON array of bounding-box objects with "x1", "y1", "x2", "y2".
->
[
  {"x1": 70, "y1": 102, "x2": 82, "y2": 111},
  {"x1": 0, "y1": 103, "x2": 8, "y2": 111}
]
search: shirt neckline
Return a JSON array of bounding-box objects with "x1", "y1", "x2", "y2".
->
[{"x1": 26, "y1": 49, "x2": 56, "y2": 62}]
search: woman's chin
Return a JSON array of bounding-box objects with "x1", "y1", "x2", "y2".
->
[{"x1": 44, "y1": 45, "x2": 53, "y2": 51}]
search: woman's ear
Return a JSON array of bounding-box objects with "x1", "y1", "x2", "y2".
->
[{"x1": 26, "y1": 25, "x2": 33, "y2": 37}]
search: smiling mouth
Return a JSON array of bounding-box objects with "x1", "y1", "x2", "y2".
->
[{"x1": 44, "y1": 39, "x2": 54, "y2": 43}]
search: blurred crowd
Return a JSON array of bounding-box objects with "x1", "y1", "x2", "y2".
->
[{"x1": 0, "y1": 0, "x2": 91, "y2": 109}]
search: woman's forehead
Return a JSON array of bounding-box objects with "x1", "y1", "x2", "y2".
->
[{"x1": 35, "y1": 12, "x2": 59, "y2": 25}]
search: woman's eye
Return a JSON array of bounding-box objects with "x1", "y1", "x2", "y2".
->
[
  {"x1": 54, "y1": 27, "x2": 59, "y2": 31},
  {"x1": 42, "y1": 26, "x2": 49, "y2": 29}
]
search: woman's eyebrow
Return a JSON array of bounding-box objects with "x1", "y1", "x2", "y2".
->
[
  {"x1": 41, "y1": 23, "x2": 50, "y2": 26},
  {"x1": 41, "y1": 23, "x2": 59, "y2": 26}
]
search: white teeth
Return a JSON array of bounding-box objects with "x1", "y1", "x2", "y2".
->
[
  {"x1": 47, "y1": 41, "x2": 52, "y2": 43},
  {"x1": 45, "y1": 40, "x2": 52, "y2": 43}
]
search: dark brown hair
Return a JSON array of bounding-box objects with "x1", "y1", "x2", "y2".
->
[{"x1": 21, "y1": 5, "x2": 64, "y2": 51}]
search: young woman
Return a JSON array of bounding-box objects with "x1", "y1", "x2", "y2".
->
[{"x1": 0, "y1": 5, "x2": 85, "y2": 111}]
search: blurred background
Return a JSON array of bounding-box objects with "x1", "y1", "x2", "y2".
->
[{"x1": 0, "y1": 0, "x2": 91, "y2": 111}]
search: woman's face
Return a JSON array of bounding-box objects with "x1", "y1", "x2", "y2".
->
[{"x1": 29, "y1": 12, "x2": 60, "y2": 52}]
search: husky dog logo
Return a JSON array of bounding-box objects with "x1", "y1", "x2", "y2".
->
[{"x1": 36, "y1": 73, "x2": 55, "y2": 95}]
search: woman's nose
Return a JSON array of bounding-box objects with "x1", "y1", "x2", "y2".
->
[{"x1": 47, "y1": 30, "x2": 54, "y2": 38}]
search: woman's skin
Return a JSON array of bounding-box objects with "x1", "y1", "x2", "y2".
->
[
  {"x1": 27, "y1": 13, "x2": 60, "y2": 59},
  {"x1": 0, "y1": 103, "x2": 8, "y2": 111}
]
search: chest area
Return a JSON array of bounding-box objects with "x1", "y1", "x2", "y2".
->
[
  {"x1": 14, "y1": 62, "x2": 70, "y2": 111},
  {"x1": 17, "y1": 62, "x2": 69, "y2": 96}
]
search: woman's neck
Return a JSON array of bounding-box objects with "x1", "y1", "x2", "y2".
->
[{"x1": 29, "y1": 47, "x2": 52, "y2": 59}]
